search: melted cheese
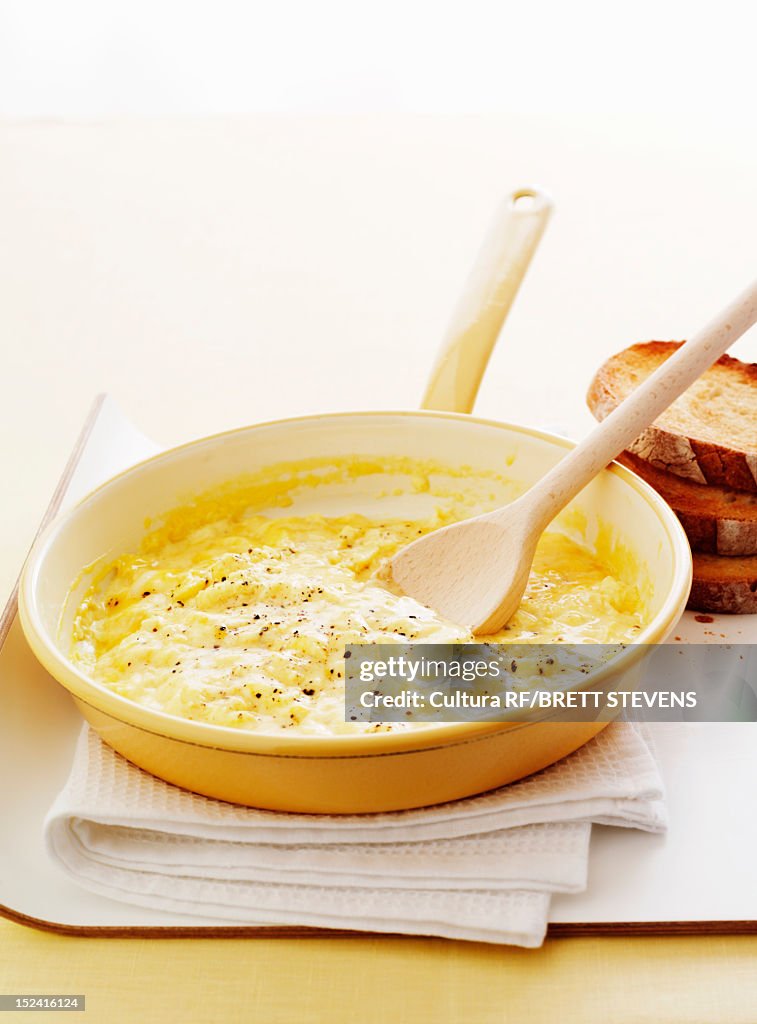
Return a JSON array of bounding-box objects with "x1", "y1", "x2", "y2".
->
[{"x1": 70, "y1": 456, "x2": 646, "y2": 735}]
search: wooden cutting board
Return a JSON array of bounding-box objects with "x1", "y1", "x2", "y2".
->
[{"x1": 2, "y1": 396, "x2": 755, "y2": 938}]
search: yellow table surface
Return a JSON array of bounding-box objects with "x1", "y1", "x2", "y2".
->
[
  {"x1": 2, "y1": 925, "x2": 757, "y2": 1023},
  {"x1": 2, "y1": 113, "x2": 757, "y2": 1021}
]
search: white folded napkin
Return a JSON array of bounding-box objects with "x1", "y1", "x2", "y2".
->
[{"x1": 45, "y1": 722, "x2": 666, "y2": 947}]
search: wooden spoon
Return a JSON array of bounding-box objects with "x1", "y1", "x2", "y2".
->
[{"x1": 392, "y1": 279, "x2": 757, "y2": 634}]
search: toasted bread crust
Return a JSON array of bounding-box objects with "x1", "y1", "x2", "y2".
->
[
  {"x1": 588, "y1": 341, "x2": 757, "y2": 493},
  {"x1": 616, "y1": 452, "x2": 757, "y2": 556},
  {"x1": 688, "y1": 553, "x2": 757, "y2": 614}
]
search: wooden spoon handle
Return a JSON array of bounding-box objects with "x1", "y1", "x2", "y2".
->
[
  {"x1": 421, "y1": 186, "x2": 553, "y2": 414},
  {"x1": 519, "y1": 278, "x2": 757, "y2": 529}
]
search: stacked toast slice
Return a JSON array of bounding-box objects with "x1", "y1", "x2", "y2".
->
[{"x1": 588, "y1": 341, "x2": 757, "y2": 614}]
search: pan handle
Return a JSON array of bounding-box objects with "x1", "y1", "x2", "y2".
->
[{"x1": 420, "y1": 186, "x2": 553, "y2": 414}]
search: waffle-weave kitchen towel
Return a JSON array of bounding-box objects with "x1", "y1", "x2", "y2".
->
[{"x1": 45, "y1": 722, "x2": 665, "y2": 947}]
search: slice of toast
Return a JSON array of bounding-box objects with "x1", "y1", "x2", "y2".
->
[
  {"x1": 688, "y1": 553, "x2": 757, "y2": 614},
  {"x1": 617, "y1": 451, "x2": 757, "y2": 556},
  {"x1": 588, "y1": 341, "x2": 757, "y2": 493}
]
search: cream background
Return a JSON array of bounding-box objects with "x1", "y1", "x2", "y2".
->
[{"x1": 2, "y1": 1, "x2": 755, "y2": 119}]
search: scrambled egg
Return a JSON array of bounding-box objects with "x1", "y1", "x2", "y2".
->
[{"x1": 70, "y1": 456, "x2": 646, "y2": 735}]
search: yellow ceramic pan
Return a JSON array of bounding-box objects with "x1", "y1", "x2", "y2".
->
[{"x1": 18, "y1": 190, "x2": 693, "y2": 813}]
